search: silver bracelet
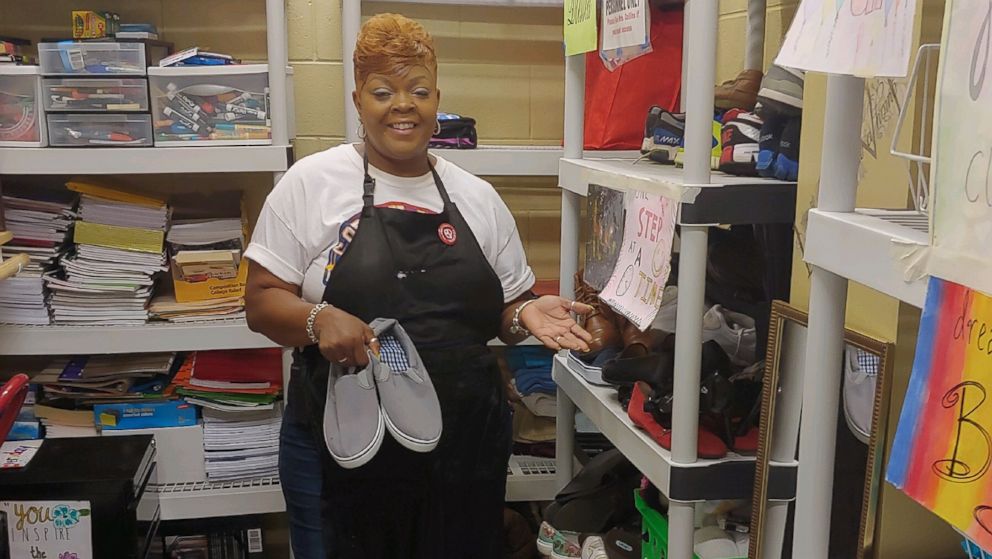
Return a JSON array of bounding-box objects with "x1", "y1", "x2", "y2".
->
[
  {"x1": 509, "y1": 299, "x2": 537, "y2": 336},
  {"x1": 306, "y1": 302, "x2": 330, "y2": 344}
]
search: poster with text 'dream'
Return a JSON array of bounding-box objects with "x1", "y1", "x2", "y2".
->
[
  {"x1": 775, "y1": 0, "x2": 917, "y2": 77},
  {"x1": 928, "y1": 0, "x2": 992, "y2": 297},
  {"x1": 888, "y1": 278, "x2": 992, "y2": 551}
]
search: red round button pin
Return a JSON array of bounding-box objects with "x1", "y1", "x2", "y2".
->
[{"x1": 438, "y1": 223, "x2": 457, "y2": 245}]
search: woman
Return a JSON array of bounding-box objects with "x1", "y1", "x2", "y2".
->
[{"x1": 244, "y1": 13, "x2": 593, "y2": 559}]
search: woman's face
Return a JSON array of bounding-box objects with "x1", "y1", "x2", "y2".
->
[{"x1": 355, "y1": 65, "x2": 440, "y2": 170}]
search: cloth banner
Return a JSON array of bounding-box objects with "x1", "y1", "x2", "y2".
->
[
  {"x1": 776, "y1": 0, "x2": 917, "y2": 77},
  {"x1": 928, "y1": 0, "x2": 992, "y2": 296},
  {"x1": 600, "y1": 190, "x2": 676, "y2": 331},
  {"x1": 888, "y1": 277, "x2": 992, "y2": 551}
]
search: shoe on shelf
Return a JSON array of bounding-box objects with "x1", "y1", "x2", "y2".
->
[
  {"x1": 552, "y1": 531, "x2": 582, "y2": 559},
  {"x1": 574, "y1": 271, "x2": 623, "y2": 356},
  {"x1": 619, "y1": 319, "x2": 670, "y2": 358},
  {"x1": 641, "y1": 106, "x2": 685, "y2": 164},
  {"x1": 650, "y1": 285, "x2": 680, "y2": 333},
  {"x1": 627, "y1": 381, "x2": 729, "y2": 459},
  {"x1": 756, "y1": 64, "x2": 804, "y2": 118},
  {"x1": 579, "y1": 535, "x2": 608, "y2": 559},
  {"x1": 773, "y1": 116, "x2": 801, "y2": 182},
  {"x1": 537, "y1": 521, "x2": 558, "y2": 556},
  {"x1": 757, "y1": 113, "x2": 787, "y2": 178},
  {"x1": 718, "y1": 109, "x2": 763, "y2": 176},
  {"x1": 714, "y1": 68, "x2": 763, "y2": 111},
  {"x1": 673, "y1": 116, "x2": 722, "y2": 170},
  {"x1": 602, "y1": 523, "x2": 641, "y2": 559},
  {"x1": 702, "y1": 305, "x2": 757, "y2": 367},
  {"x1": 698, "y1": 340, "x2": 735, "y2": 414},
  {"x1": 602, "y1": 348, "x2": 675, "y2": 391}
]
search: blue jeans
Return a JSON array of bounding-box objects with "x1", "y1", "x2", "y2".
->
[{"x1": 279, "y1": 417, "x2": 328, "y2": 558}]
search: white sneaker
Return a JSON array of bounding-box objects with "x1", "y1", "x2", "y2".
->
[
  {"x1": 702, "y1": 305, "x2": 756, "y2": 367},
  {"x1": 843, "y1": 344, "x2": 878, "y2": 445},
  {"x1": 694, "y1": 526, "x2": 741, "y2": 559},
  {"x1": 580, "y1": 535, "x2": 608, "y2": 559},
  {"x1": 650, "y1": 286, "x2": 679, "y2": 332}
]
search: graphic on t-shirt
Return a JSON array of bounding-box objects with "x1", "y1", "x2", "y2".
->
[{"x1": 322, "y1": 201, "x2": 437, "y2": 284}]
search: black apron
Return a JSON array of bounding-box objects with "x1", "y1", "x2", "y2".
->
[{"x1": 298, "y1": 153, "x2": 511, "y2": 559}]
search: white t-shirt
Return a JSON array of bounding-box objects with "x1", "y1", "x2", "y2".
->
[{"x1": 245, "y1": 143, "x2": 535, "y2": 304}]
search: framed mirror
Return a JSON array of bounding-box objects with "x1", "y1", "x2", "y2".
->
[{"x1": 749, "y1": 301, "x2": 894, "y2": 559}]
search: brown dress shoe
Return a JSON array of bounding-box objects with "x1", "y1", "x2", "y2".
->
[
  {"x1": 574, "y1": 271, "x2": 622, "y2": 354},
  {"x1": 714, "y1": 69, "x2": 763, "y2": 111},
  {"x1": 619, "y1": 319, "x2": 671, "y2": 358}
]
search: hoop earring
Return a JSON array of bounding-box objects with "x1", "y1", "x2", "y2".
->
[
  {"x1": 434, "y1": 120, "x2": 441, "y2": 136},
  {"x1": 357, "y1": 122, "x2": 366, "y2": 140}
]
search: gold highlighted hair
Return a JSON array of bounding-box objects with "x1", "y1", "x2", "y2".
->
[{"x1": 354, "y1": 13, "x2": 437, "y2": 86}]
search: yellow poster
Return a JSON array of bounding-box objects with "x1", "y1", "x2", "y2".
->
[{"x1": 564, "y1": 0, "x2": 597, "y2": 56}]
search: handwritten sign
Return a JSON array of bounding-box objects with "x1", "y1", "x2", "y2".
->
[
  {"x1": 928, "y1": 0, "x2": 992, "y2": 296},
  {"x1": 1, "y1": 500, "x2": 92, "y2": 559},
  {"x1": 776, "y1": 0, "x2": 917, "y2": 77},
  {"x1": 600, "y1": 191, "x2": 676, "y2": 331},
  {"x1": 564, "y1": 0, "x2": 597, "y2": 56},
  {"x1": 888, "y1": 278, "x2": 992, "y2": 550},
  {"x1": 601, "y1": 0, "x2": 647, "y2": 51}
]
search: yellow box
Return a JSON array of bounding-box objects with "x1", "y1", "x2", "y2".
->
[
  {"x1": 171, "y1": 256, "x2": 248, "y2": 303},
  {"x1": 72, "y1": 11, "x2": 108, "y2": 39}
]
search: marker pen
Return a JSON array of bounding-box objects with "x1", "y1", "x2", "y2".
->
[
  {"x1": 225, "y1": 103, "x2": 265, "y2": 119},
  {"x1": 163, "y1": 106, "x2": 201, "y2": 132}
]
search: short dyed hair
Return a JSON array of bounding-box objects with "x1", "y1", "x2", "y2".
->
[{"x1": 354, "y1": 13, "x2": 438, "y2": 87}]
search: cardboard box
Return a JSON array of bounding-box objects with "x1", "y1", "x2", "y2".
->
[
  {"x1": 103, "y1": 423, "x2": 207, "y2": 483},
  {"x1": 171, "y1": 256, "x2": 248, "y2": 303},
  {"x1": 95, "y1": 400, "x2": 198, "y2": 430},
  {"x1": 72, "y1": 11, "x2": 114, "y2": 39}
]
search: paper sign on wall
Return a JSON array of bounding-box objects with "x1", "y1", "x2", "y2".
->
[
  {"x1": 927, "y1": 0, "x2": 992, "y2": 296},
  {"x1": 1, "y1": 500, "x2": 93, "y2": 559},
  {"x1": 887, "y1": 278, "x2": 992, "y2": 551},
  {"x1": 600, "y1": 0, "x2": 647, "y2": 51},
  {"x1": 775, "y1": 0, "x2": 917, "y2": 77},
  {"x1": 564, "y1": 0, "x2": 597, "y2": 56},
  {"x1": 600, "y1": 190, "x2": 677, "y2": 331}
]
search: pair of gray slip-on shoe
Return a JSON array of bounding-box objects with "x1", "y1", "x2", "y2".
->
[{"x1": 323, "y1": 318, "x2": 442, "y2": 469}]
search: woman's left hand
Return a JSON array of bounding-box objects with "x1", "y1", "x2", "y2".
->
[{"x1": 519, "y1": 295, "x2": 595, "y2": 352}]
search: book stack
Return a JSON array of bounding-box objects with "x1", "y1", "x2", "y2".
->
[
  {"x1": 155, "y1": 217, "x2": 246, "y2": 322},
  {"x1": 32, "y1": 402, "x2": 97, "y2": 438},
  {"x1": 32, "y1": 353, "x2": 176, "y2": 404},
  {"x1": 202, "y1": 406, "x2": 281, "y2": 481},
  {"x1": 0, "y1": 189, "x2": 75, "y2": 324},
  {"x1": 46, "y1": 181, "x2": 169, "y2": 325},
  {"x1": 172, "y1": 349, "x2": 282, "y2": 411}
]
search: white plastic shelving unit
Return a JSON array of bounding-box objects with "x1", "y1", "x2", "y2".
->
[
  {"x1": 0, "y1": 0, "x2": 293, "y2": 522},
  {"x1": 554, "y1": 2, "x2": 801, "y2": 558}
]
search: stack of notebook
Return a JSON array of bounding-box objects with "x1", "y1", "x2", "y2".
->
[
  {"x1": 46, "y1": 181, "x2": 169, "y2": 325},
  {"x1": 202, "y1": 405, "x2": 281, "y2": 481},
  {"x1": 170, "y1": 349, "x2": 282, "y2": 411},
  {"x1": 32, "y1": 353, "x2": 176, "y2": 403},
  {"x1": 0, "y1": 188, "x2": 76, "y2": 324}
]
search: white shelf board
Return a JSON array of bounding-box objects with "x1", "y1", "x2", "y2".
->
[
  {"x1": 553, "y1": 355, "x2": 760, "y2": 502},
  {"x1": 804, "y1": 208, "x2": 929, "y2": 308},
  {"x1": 0, "y1": 319, "x2": 279, "y2": 355},
  {"x1": 148, "y1": 477, "x2": 286, "y2": 521},
  {"x1": 558, "y1": 156, "x2": 794, "y2": 199},
  {"x1": 437, "y1": 147, "x2": 639, "y2": 176},
  {"x1": 144, "y1": 454, "x2": 555, "y2": 521},
  {"x1": 0, "y1": 146, "x2": 292, "y2": 175}
]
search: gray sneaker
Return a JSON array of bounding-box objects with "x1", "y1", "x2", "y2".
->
[
  {"x1": 369, "y1": 318, "x2": 442, "y2": 453},
  {"x1": 757, "y1": 63, "x2": 804, "y2": 117},
  {"x1": 322, "y1": 351, "x2": 386, "y2": 469}
]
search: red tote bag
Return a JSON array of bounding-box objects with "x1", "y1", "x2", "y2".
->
[{"x1": 584, "y1": 5, "x2": 684, "y2": 150}]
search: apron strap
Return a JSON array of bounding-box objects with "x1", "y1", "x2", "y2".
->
[{"x1": 362, "y1": 150, "x2": 454, "y2": 212}]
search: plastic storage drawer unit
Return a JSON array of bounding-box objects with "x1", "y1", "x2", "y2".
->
[
  {"x1": 0, "y1": 66, "x2": 47, "y2": 147},
  {"x1": 48, "y1": 113, "x2": 153, "y2": 147},
  {"x1": 39, "y1": 41, "x2": 146, "y2": 75},
  {"x1": 43, "y1": 78, "x2": 150, "y2": 112},
  {"x1": 148, "y1": 64, "x2": 271, "y2": 146}
]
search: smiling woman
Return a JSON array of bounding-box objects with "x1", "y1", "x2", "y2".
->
[{"x1": 243, "y1": 11, "x2": 593, "y2": 559}]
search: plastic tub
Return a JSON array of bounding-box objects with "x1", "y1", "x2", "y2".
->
[
  {"x1": 39, "y1": 41, "x2": 146, "y2": 75},
  {"x1": 43, "y1": 78, "x2": 150, "y2": 112},
  {"x1": 47, "y1": 113, "x2": 152, "y2": 147},
  {"x1": 0, "y1": 66, "x2": 46, "y2": 147},
  {"x1": 148, "y1": 64, "x2": 271, "y2": 146}
]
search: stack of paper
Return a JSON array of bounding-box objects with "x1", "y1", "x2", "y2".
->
[
  {"x1": 170, "y1": 350, "x2": 282, "y2": 411},
  {"x1": 0, "y1": 190, "x2": 76, "y2": 324},
  {"x1": 33, "y1": 402, "x2": 97, "y2": 438},
  {"x1": 32, "y1": 353, "x2": 176, "y2": 403},
  {"x1": 201, "y1": 406, "x2": 281, "y2": 481},
  {"x1": 148, "y1": 293, "x2": 245, "y2": 322},
  {"x1": 46, "y1": 181, "x2": 170, "y2": 325}
]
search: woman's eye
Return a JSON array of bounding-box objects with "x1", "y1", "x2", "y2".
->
[
  {"x1": 413, "y1": 89, "x2": 431, "y2": 98},
  {"x1": 373, "y1": 90, "x2": 392, "y2": 99}
]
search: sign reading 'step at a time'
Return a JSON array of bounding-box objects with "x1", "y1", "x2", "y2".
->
[
  {"x1": 928, "y1": 0, "x2": 992, "y2": 296},
  {"x1": 601, "y1": 0, "x2": 647, "y2": 51}
]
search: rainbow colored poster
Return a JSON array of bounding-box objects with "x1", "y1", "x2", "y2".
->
[{"x1": 888, "y1": 277, "x2": 992, "y2": 549}]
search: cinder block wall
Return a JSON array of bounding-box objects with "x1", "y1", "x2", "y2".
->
[{"x1": 0, "y1": 0, "x2": 797, "y2": 281}]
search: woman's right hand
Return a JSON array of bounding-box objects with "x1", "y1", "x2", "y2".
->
[{"x1": 313, "y1": 306, "x2": 378, "y2": 368}]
